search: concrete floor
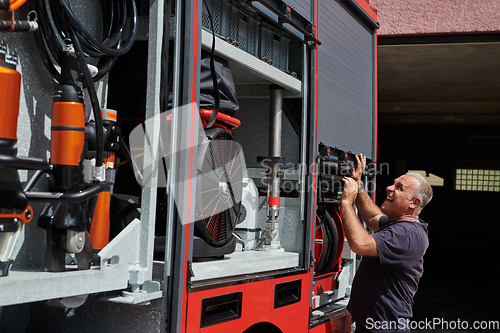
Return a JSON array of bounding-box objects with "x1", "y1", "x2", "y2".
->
[{"x1": 411, "y1": 277, "x2": 499, "y2": 333}]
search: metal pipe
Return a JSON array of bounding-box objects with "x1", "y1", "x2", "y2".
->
[
  {"x1": 26, "y1": 183, "x2": 109, "y2": 202},
  {"x1": 264, "y1": 85, "x2": 284, "y2": 250},
  {"x1": 267, "y1": 85, "x2": 283, "y2": 219}
]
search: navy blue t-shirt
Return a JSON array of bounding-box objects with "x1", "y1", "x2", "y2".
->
[{"x1": 347, "y1": 215, "x2": 429, "y2": 333}]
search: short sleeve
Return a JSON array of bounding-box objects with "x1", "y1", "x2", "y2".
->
[
  {"x1": 377, "y1": 215, "x2": 389, "y2": 229},
  {"x1": 372, "y1": 224, "x2": 410, "y2": 267}
]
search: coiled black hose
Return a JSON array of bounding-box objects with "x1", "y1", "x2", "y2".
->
[{"x1": 32, "y1": 0, "x2": 137, "y2": 168}]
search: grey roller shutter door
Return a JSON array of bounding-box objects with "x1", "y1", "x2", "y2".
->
[{"x1": 317, "y1": 0, "x2": 376, "y2": 159}]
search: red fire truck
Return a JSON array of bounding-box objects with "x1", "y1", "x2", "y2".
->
[{"x1": 0, "y1": 0, "x2": 378, "y2": 332}]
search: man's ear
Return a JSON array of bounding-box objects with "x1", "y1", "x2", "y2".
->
[{"x1": 410, "y1": 198, "x2": 421, "y2": 210}]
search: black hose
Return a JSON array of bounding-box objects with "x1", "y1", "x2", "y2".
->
[
  {"x1": 32, "y1": 0, "x2": 138, "y2": 168},
  {"x1": 32, "y1": 0, "x2": 137, "y2": 82},
  {"x1": 67, "y1": 26, "x2": 104, "y2": 167},
  {"x1": 32, "y1": 0, "x2": 62, "y2": 82},
  {"x1": 57, "y1": 0, "x2": 137, "y2": 57}
]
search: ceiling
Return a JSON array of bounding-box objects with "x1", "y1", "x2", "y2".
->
[{"x1": 377, "y1": 41, "x2": 500, "y2": 124}]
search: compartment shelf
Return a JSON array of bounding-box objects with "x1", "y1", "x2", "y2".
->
[
  {"x1": 191, "y1": 250, "x2": 300, "y2": 282},
  {"x1": 202, "y1": 29, "x2": 301, "y2": 93}
]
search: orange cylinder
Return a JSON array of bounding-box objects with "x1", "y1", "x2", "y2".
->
[
  {"x1": 90, "y1": 152, "x2": 116, "y2": 249},
  {"x1": 0, "y1": 63, "x2": 21, "y2": 141},
  {"x1": 50, "y1": 102, "x2": 85, "y2": 166},
  {"x1": 89, "y1": 191, "x2": 111, "y2": 249}
]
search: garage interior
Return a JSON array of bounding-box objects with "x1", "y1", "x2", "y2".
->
[{"x1": 376, "y1": 36, "x2": 500, "y2": 326}]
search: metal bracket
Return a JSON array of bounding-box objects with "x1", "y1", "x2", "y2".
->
[
  {"x1": 278, "y1": 3, "x2": 291, "y2": 23},
  {"x1": 102, "y1": 280, "x2": 162, "y2": 305}
]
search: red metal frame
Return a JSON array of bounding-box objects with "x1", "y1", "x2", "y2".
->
[{"x1": 186, "y1": 273, "x2": 311, "y2": 332}]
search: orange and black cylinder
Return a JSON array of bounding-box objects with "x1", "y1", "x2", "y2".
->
[
  {"x1": 49, "y1": 46, "x2": 85, "y2": 193},
  {"x1": 50, "y1": 101, "x2": 85, "y2": 167},
  {"x1": 0, "y1": 42, "x2": 21, "y2": 155}
]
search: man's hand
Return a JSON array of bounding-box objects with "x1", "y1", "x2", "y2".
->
[
  {"x1": 341, "y1": 177, "x2": 358, "y2": 205},
  {"x1": 350, "y1": 153, "x2": 366, "y2": 184}
]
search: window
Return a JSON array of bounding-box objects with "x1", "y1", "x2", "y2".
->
[{"x1": 455, "y1": 169, "x2": 500, "y2": 192}]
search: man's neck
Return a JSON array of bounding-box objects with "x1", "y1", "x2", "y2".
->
[{"x1": 389, "y1": 213, "x2": 420, "y2": 222}]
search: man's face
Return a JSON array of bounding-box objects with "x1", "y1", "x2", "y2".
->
[{"x1": 380, "y1": 175, "x2": 420, "y2": 220}]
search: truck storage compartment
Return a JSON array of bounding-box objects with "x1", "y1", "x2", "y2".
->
[{"x1": 189, "y1": 24, "x2": 306, "y2": 281}]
